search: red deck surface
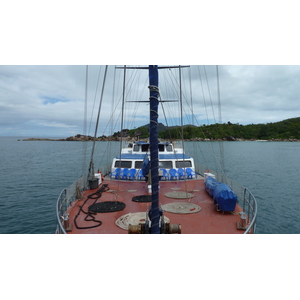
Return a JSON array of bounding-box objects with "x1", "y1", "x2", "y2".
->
[{"x1": 65, "y1": 177, "x2": 245, "y2": 234}]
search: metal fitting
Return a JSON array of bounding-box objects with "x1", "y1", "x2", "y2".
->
[
  {"x1": 128, "y1": 223, "x2": 146, "y2": 234},
  {"x1": 237, "y1": 212, "x2": 248, "y2": 230},
  {"x1": 165, "y1": 223, "x2": 181, "y2": 234},
  {"x1": 62, "y1": 213, "x2": 72, "y2": 232}
]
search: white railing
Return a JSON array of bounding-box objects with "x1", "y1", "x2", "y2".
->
[
  {"x1": 56, "y1": 188, "x2": 67, "y2": 234},
  {"x1": 56, "y1": 176, "x2": 86, "y2": 234},
  {"x1": 56, "y1": 164, "x2": 111, "y2": 234}
]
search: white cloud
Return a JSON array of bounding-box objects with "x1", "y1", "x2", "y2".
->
[
  {"x1": 36, "y1": 121, "x2": 78, "y2": 128},
  {"x1": 1, "y1": 65, "x2": 300, "y2": 137}
]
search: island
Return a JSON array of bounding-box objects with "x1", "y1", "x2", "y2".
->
[{"x1": 21, "y1": 117, "x2": 300, "y2": 142}]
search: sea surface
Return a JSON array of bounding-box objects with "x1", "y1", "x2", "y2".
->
[{"x1": 1, "y1": 136, "x2": 300, "y2": 234}]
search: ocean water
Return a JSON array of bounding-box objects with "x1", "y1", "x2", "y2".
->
[{"x1": 1, "y1": 136, "x2": 299, "y2": 234}]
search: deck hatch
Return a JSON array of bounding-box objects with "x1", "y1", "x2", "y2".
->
[
  {"x1": 88, "y1": 201, "x2": 126, "y2": 213},
  {"x1": 132, "y1": 195, "x2": 152, "y2": 202}
]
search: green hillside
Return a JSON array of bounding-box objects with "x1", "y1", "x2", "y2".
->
[{"x1": 126, "y1": 117, "x2": 300, "y2": 141}]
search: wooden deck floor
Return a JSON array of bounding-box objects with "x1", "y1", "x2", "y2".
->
[{"x1": 66, "y1": 177, "x2": 245, "y2": 234}]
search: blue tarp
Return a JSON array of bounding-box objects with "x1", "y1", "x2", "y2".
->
[{"x1": 205, "y1": 176, "x2": 237, "y2": 212}]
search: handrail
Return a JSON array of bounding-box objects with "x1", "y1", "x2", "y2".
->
[
  {"x1": 56, "y1": 175, "x2": 86, "y2": 234},
  {"x1": 243, "y1": 188, "x2": 258, "y2": 234},
  {"x1": 56, "y1": 189, "x2": 67, "y2": 234},
  {"x1": 56, "y1": 164, "x2": 111, "y2": 234}
]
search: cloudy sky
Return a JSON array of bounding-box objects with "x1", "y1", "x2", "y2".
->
[
  {"x1": 1, "y1": 1, "x2": 300, "y2": 137},
  {"x1": 1, "y1": 65, "x2": 300, "y2": 137}
]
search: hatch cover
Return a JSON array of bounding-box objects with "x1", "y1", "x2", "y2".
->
[
  {"x1": 162, "y1": 202, "x2": 201, "y2": 214},
  {"x1": 88, "y1": 201, "x2": 126, "y2": 213},
  {"x1": 164, "y1": 191, "x2": 194, "y2": 199},
  {"x1": 132, "y1": 195, "x2": 152, "y2": 202},
  {"x1": 115, "y1": 212, "x2": 170, "y2": 230}
]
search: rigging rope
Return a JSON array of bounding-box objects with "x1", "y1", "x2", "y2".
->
[
  {"x1": 216, "y1": 65, "x2": 226, "y2": 182},
  {"x1": 88, "y1": 66, "x2": 102, "y2": 137},
  {"x1": 178, "y1": 66, "x2": 189, "y2": 195},
  {"x1": 113, "y1": 65, "x2": 127, "y2": 189},
  {"x1": 159, "y1": 66, "x2": 227, "y2": 179},
  {"x1": 88, "y1": 66, "x2": 108, "y2": 180},
  {"x1": 81, "y1": 66, "x2": 89, "y2": 180}
]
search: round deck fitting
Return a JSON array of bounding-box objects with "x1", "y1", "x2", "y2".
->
[
  {"x1": 164, "y1": 191, "x2": 194, "y2": 199},
  {"x1": 161, "y1": 202, "x2": 201, "y2": 214},
  {"x1": 115, "y1": 212, "x2": 170, "y2": 230}
]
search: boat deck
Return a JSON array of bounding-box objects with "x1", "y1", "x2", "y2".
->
[{"x1": 65, "y1": 176, "x2": 245, "y2": 234}]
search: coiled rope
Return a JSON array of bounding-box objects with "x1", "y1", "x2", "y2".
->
[{"x1": 74, "y1": 184, "x2": 109, "y2": 229}]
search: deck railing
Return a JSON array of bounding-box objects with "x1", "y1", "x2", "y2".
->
[
  {"x1": 56, "y1": 164, "x2": 111, "y2": 233},
  {"x1": 195, "y1": 164, "x2": 258, "y2": 234},
  {"x1": 56, "y1": 188, "x2": 67, "y2": 234},
  {"x1": 56, "y1": 176, "x2": 86, "y2": 234}
]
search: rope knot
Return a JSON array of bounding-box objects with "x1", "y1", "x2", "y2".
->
[{"x1": 148, "y1": 85, "x2": 159, "y2": 93}]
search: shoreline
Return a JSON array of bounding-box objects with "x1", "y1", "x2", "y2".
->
[{"x1": 20, "y1": 137, "x2": 300, "y2": 142}]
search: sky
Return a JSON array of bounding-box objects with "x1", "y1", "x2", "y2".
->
[
  {"x1": 1, "y1": 65, "x2": 300, "y2": 137},
  {"x1": 1, "y1": 1, "x2": 300, "y2": 138}
]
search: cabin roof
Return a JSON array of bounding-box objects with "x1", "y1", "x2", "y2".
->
[
  {"x1": 134, "y1": 141, "x2": 171, "y2": 145},
  {"x1": 115, "y1": 153, "x2": 191, "y2": 160}
]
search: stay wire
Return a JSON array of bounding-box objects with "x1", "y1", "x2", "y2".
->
[
  {"x1": 116, "y1": 65, "x2": 127, "y2": 188},
  {"x1": 88, "y1": 66, "x2": 102, "y2": 136},
  {"x1": 89, "y1": 65, "x2": 108, "y2": 179},
  {"x1": 82, "y1": 66, "x2": 89, "y2": 180},
  {"x1": 216, "y1": 65, "x2": 226, "y2": 182}
]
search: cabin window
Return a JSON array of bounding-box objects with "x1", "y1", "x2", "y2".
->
[
  {"x1": 159, "y1": 161, "x2": 173, "y2": 169},
  {"x1": 114, "y1": 161, "x2": 132, "y2": 168},
  {"x1": 166, "y1": 145, "x2": 173, "y2": 152},
  {"x1": 175, "y1": 161, "x2": 192, "y2": 168},
  {"x1": 133, "y1": 145, "x2": 139, "y2": 151},
  {"x1": 158, "y1": 144, "x2": 165, "y2": 152},
  {"x1": 134, "y1": 161, "x2": 143, "y2": 168},
  {"x1": 141, "y1": 144, "x2": 150, "y2": 152}
]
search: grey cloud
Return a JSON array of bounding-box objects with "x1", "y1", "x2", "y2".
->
[{"x1": 1, "y1": 65, "x2": 300, "y2": 136}]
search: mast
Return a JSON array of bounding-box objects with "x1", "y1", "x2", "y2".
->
[
  {"x1": 148, "y1": 65, "x2": 160, "y2": 234},
  {"x1": 125, "y1": 65, "x2": 182, "y2": 234}
]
